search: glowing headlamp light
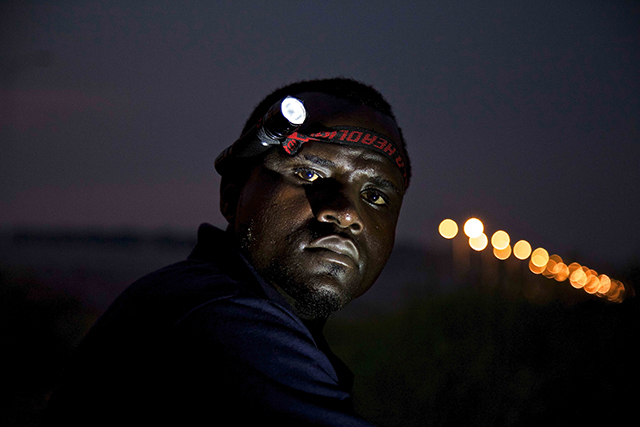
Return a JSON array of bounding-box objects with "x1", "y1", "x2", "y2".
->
[
  {"x1": 280, "y1": 96, "x2": 306, "y2": 127},
  {"x1": 214, "y1": 96, "x2": 306, "y2": 174}
]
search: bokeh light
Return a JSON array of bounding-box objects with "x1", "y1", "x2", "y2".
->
[
  {"x1": 584, "y1": 274, "x2": 601, "y2": 294},
  {"x1": 568, "y1": 262, "x2": 582, "y2": 275},
  {"x1": 542, "y1": 254, "x2": 562, "y2": 279},
  {"x1": 531, "y1": 247, "x2": 549, "y2": 268},
  {"x1": 469, "y1": 233, "x2": 488, "y2": 251},
  {"x1": 463, "y1": 218, "x2": 484, "y2": 238},
  {"x1": 513, "y1": 240, "x2": 532, "y2": 260},
  {"x1": 438, "y1": 219, "x2": 459, "y2": 239},
  {"x1": 604, "y1": 280, "x2": 625, "y2": 302},
  {"x1": 493, "y1": 245, "x2": 511, "y2": 260},
  {"x1": 597, "y1": 274, "x2": 611, "y2": 294},
  {"x1": 553, "y1": 262, "x2": 570, "y2": 282},
  {"x1": 529, "y1": 259, "x2": 545, "y2": 274},
  {"x1": 436, "y1": 217, "x2": 627, "y2": 302},
  {"x1": 570, "y1": 267, "x2": 587, "y2": 289},
  {"x1": 491, "y1": 230, "x2": 510, "y2": 250}
]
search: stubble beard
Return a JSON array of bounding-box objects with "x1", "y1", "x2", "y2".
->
[
  {"x1": 236, "y1": 220, "x2": 351, "y2": 320},
  {"x1": 264, "y1": 258, "x2": 349, "y2": 320}
]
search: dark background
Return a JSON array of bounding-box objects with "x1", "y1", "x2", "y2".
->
[{"x1": 1, "y1": 1, "x2": 639, "y2": 426}]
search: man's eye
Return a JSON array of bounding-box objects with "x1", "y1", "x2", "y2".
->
[
  {"x1": 362, "y1": 190, "x2": 388, "y2": 206},
  {"x1": 294, "y1": 169, "x2": 320, "y2": 182}
]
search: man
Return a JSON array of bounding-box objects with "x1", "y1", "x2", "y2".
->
[{"x1": 41, "y1": 78, "x2": 411, "y2": 426}]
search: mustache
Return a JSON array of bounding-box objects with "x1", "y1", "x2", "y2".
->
[{"x1": 288, "y1": 220, "x2": 355, "y2": 245}]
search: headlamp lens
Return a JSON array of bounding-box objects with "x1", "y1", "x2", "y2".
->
[{"x1": 281, "y1": 96, "x2": 306, "y2": 125}]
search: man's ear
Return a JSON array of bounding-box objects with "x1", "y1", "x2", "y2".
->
[{"x1": 220, "y1": 177, "x2": 241, "y2": 224}]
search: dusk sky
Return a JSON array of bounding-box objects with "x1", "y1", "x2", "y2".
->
[{"x1": 1, "y1": 0, "x2": 639, "y2": 270}]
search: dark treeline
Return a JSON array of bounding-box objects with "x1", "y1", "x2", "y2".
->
[{"x1": 7, "y1": 228, "x2": 196, "y2": 249}]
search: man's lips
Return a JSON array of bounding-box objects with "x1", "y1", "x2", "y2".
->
[{"x1": 305, "y1": 235, "x2": 360, "y2": 266}]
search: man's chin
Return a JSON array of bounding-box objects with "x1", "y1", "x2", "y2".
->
[
  {"x1": 285, "y1": 283, "x2": 348, "y2": 320},
  {"x1": 256, "y1": 254, "x2": 358, "y2": 319}
]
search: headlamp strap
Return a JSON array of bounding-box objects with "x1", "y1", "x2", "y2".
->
[{"x1": 281, "y1": 126, "x2": 407, "y2": 187}]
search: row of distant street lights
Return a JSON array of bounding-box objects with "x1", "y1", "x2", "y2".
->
[{"x1": 438, "y1": 218, "x2": 627, "y2": 303}]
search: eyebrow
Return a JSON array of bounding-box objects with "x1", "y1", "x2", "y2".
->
[
  {"x1": 301, "y1": 153, "x2": 403, "y2": 196},
  {"x1": 370, "y1": 176, "x2": 402, "y2": 197},
  {"x1": 302, "y1": 154, "x2": 337, "y2": 168}
]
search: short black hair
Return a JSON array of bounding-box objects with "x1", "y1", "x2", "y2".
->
[{"x1": 241, "y1": 77, "x2": 411, "y2": 188}]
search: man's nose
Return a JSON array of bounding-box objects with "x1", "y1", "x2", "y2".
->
[{"x1": 314, "y1": 191, "x2": 364, "y2": 235}]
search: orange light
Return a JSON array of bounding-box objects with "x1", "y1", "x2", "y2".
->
[
  {"x1": 543, "y1": 255, "x2": 562, "y2": 278},
  {"x1": 531, "y1": 247, "x2": 549, "y2": 268},
  {"x1": 513, "y1": 240, "x2": 532, "y2": 260},
  {"x1": 469, "y1": 233, "x2": 488, "y2": 251},
  {"x1": 604, "y1": 280, "x2": 624, "y2": 302},
  {"x1": 440, "y1": 218, "x2": 628, "y2": 301},
  {"x1": 549, "y1": 254, "x2": 562, "y2": 265},
  {"x1": 493, "y1": 245, "x2": 512, "y2": 260},
  {"x1": 554, "y1": 262, "x2": 569, "y2": 282},
  {"x1": 490, "y1": 230, "x2": 510, "y2": 250},
  {"x1": 463, "y1": 218, "x2": 484, "y2": 238},
  {"x1": 584, "y1": 275, "x2": 601, "y2": 294},
  {"x1": 570, "y1": 268, "x2": 587, "y2": 289},
  {"x1": 529, "y1": 259, "x2": 544, "y2": 274},
  {"x1": 568, "y1": 262, "x2": 582, "y2": 275},
  {"x1": 613, "y1": 281, "x2": 626, "y2": 302},
  {"x1": 438, "y1": 219, "x2": 459, "y2": 239},
  {"x1": 597, "y1": 274, "x2": 611, "y2": 294}
]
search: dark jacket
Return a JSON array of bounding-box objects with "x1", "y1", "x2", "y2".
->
[{"x1": 41, "y1": 224, "x2": 375, "y2": 426}]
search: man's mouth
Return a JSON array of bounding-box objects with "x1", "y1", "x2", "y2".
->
[{"x1": 305, "y1": 235, "x2": 360, "y2": 266}]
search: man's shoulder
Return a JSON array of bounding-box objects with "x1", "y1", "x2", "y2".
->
[
  {"x1": 114, "y1": 224, "x2": 262, "y2": 314},
  {"x1": 130, "y1": 257, "x2": 246, "y2": 299},
  {"x1": 97, "y1": 256, "x2": 262, "y2": 331}
]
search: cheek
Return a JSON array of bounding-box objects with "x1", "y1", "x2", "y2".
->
[
  {"x1": 354, "y1": 233, "x2": 395, "y2": 298},
  {"x1": 365, "y1": 214, "x2": 398, "y2": 253},
  {"x1": 235, "y1": 173, "x2": 283, "y2": 224},
  {"x1": 359, "y1": 220, "x2": 397, "y2": 280},
  {"x1": 237, "y1": 183, "x2": 312, "y2": 243}
]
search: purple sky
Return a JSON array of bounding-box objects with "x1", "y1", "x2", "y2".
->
[{"x1": 1, "y1": 0, "x2": 639, "y2": 269}]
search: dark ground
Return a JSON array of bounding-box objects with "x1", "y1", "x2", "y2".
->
[{"x1": 1, "y1": 230, "x2": 638, "y2": 426}]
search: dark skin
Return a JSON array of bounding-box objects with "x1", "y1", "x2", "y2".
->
[{"x1": 221, "y1": 92, "x2": 406, "y2": 320}]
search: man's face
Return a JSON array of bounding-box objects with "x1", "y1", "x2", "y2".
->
[{"x1": 228, "y1": 92, "x2": 406, "y2": 319}]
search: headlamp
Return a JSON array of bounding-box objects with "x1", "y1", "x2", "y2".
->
[
  {"x1": 214, "y1": 95, "x2": 408, "y2": 187},
  {"x1": 214, "y1": 96, "x2": 306, "y2": 174}
]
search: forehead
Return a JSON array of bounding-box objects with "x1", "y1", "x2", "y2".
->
[{"x1": 293, "y1": 91, "x2": 403, "y2": 147}]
